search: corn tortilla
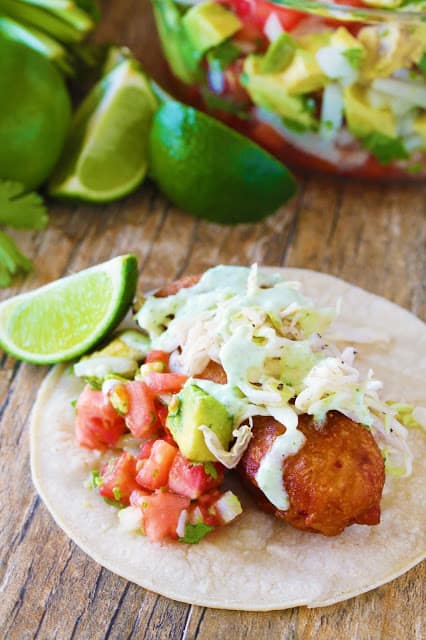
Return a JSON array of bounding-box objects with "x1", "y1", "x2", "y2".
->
[{"x1": 30, "y1": 268, "x2": 426, "y2": 610}]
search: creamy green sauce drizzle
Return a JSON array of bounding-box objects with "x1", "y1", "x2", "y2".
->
[{"x1": 136, "y1": 265, "x2": 408, "y2": 508}]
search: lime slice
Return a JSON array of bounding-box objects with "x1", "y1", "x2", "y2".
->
[
  {"x1": 0, "y1": 255, "x2": 138, "y2": 364},
  {"x1": 148, "y1": 101, "x2": 297, "y2": 224},
  {"x1": 49, "y1": 59, "x2": 158, "y2": 202}
]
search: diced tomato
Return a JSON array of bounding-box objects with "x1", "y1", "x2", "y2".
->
[
  {"x1": 138, "y1": 439, "x2": 156, "y2": 460},
  {"x1": 122, "y1": 381, "x2": 160, "y2": 439},
  {"x1": 99, "y1": 452, "x2": 140, "y2": 505},
  {"x1": 75, "y1": 385, "x2": 126, "y2": 450},
  {"x1": 139, "y1": 491, "x2": 190, "y2": 542},
  {"x1": 142, "y1": 372, "x2": 188, "y2": 395},
  {"x1": 130, "y1": 488, "x2": 150, "y2": 508},
  {"x1": 220, "y1": 0, "x2": 304, "y2": 41},
  {"x1": 136, "y1": 439, "x2": 178, "y2": 491},
  {"x1": 145, "y1": 350, "x2": 170, "y2": 368},
  {"x1": 168, "y1": 454, "x2": 225, "y2": 500},
  {"x1": 155, "y1": 402, "x2": 169, "y2": 429}
]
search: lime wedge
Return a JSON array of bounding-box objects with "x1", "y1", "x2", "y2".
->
[
  {"x1": 0, "y1": 255, "x2": 138, "y2": 364},
  {"x1": 49, "y1": 59, "x2": 158, "y2": 202},
  {"x1": 148, "y1": 101, "x2": 297, "y2": 224}
]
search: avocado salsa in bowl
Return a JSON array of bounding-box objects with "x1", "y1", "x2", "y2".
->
[{"x1": 152, "y1": 0, "x2": 426, "y2": 179}]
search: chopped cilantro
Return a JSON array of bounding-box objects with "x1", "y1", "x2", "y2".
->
[
  {"x1": 103, "y1": 497, "x2": 124, "y2": 509},
  {"x1": 342, "y1": 48, "x2": 363, "y2": 69},
  {"x1": 207, "y1": 41, "x2": 240, "y2": 71},
  {"x1": 201, "y1": 89, "x2": 251, "y2": 119},
  {"x1": 418, "y1": 53, "x2": 426, "y2": 74},
  {"x1": 406, "y1": 163, "x2": 423, "y2": 175},
  {"x1": 204, "y1": 461, "x2": 218, "y2": 479},
  {"x1": 83, "y1": 376, "x2": 103, "y2": 390},
  {"x1": 362, "y1": 133, "x2": 408, "y2": 165},
  {"x1": 0, "y1": 230, "x2": 33, "y2": 288},
  {"x1": 282, "y1": 118, "x2": 309, "y2": 134},
  {"x1": 0, "y1": 180, "x2": 48, "y2": 230},
  {"x1": 89, "y1": 469, "x2": 103, "y2": 489},
  {"x1": 179, "y1": 522, "x2": 214, "y2": 544},
  {"x1": 112, "y1": 486, "x2": 121, "y2": 501}
]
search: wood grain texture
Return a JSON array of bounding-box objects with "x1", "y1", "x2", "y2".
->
[{"x1": 1, "y1": 1, "x2": 425, "y2": 638}]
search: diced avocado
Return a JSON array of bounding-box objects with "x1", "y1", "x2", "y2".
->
[
  {"x1": 298, "y1": 32, "x2": 332, "y2": 55},
  {"x1": 183, "y1": 1, "x2": 241, "y2": 55},
  {"x1": 413, "y1": 113, "x2": 426, "y2": 149},
  {"x1": 358, "y1": 24, "x2": 424, "y2": 81},
  {"x1": 167, "y1": 383, "x2": 233, "y2": 462},
  {"x1": 151, "y1": 0, "x2": 201, "y2": 84},
  {"x1": 343, "y1": 84, "x2": 396, "y2": 138},
  {"x1": 243, "y1": 55, "x2": 317, "y2": 129},
  {"x1": 280, "y1": 49, "x2": 328, "y2": 95},
  {"x1": 260, "y1": 33, "x2": 296, "y2": 73}
]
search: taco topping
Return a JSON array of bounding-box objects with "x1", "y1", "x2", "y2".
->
[{"x1": 74, "y1": 265, "x2": 416, "y2": 543}]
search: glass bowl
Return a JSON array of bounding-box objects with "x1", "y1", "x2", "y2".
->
[{"x1": 152, "y1": 0, "x2": 426, "y2": 179}]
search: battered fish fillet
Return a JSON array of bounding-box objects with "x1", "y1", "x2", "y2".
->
[{"x1": 238, "y1": 412, "x2": 385, "y2": 536}]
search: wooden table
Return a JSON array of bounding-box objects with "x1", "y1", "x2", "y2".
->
[{"x1": 1, "y1": 1, "x2": 425, "y2": 638}]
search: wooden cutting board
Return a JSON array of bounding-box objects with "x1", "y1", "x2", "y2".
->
[{"x1": 1, "y1": 1, "x2": 425, "y2": 637}]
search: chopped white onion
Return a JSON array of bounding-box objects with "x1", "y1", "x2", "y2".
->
[{"x1": 263, "y1": 12, "x2": 284, "y2": 42}]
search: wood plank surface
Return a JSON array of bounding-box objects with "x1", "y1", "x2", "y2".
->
[{"x1": 1, "y1": 2, "x2": 425, "y2": 638}]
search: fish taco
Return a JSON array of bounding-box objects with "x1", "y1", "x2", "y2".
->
[{"x1": 31, "y1": 266, "x2": 426, "y2": 610}]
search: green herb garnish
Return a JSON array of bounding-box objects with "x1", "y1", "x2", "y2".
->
[
  {"x1": 362, "y1": 133, "x2": 408, "y2": 165},
  {"x1": 179, "y1": 522, "x2": 214, "y2": 544},
  {"x1": 89, "y1": 469, "x2": 103, "y2": 488},
  {"x1": 204, "y1": 462, "x2": 218, "y2": 479},
  {"x1": 112, "y1": 486, "x2": 121, "y2": 501},
  {"x1": 342, "y1": 48, "x2": 363, "y2": 70}
]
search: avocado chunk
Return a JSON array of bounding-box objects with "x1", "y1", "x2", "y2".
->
[
  {"x1": 243, "y1": 55, "x2": 317, "y2": 129},
  {"x1": 151, "y1": 0, "x2": 201, "y2": 84},
  {"x1": 343, "y1": 84, "x2": 396, "y2": 138},
  {"x1": 260, "y1": 33, "x2": 296, "y2": 73},
  {"x1": 167, "y1": 383, "x2": 234, "y2": 462},
  {"x1": 183, "y1": 1, "x2": 241, "y2": 55},
  {"x1": 280, "y1": 49, "x2": 328, "y2": 95}
]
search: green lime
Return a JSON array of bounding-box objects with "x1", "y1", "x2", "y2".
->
[
  {"x1": 49, "y1": 59, "x2": 157, "y2": 202},
  {"x1": 0, "y1": 255, "x2": 138, "y2": 364},
  {"x1": 148, "y1": 101, "x2": 297, "y2": 224},
  {"x1": 0, "y1": 33, "x2": 71, "y2": 190}
]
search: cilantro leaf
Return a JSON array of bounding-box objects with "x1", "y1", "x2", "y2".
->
[
  {"x1": 0, "y1": 230, "x2": 32, "y2": 288},
  {"x1": 207, "y1": 41, "x2": 240, "y2": 71},
  {"x1": 342, "y1": 48, "x2": 363, "y2": 69},
  {"x1": 179, "y1": 522, "x2": 214, "y2": 544},
  {"x1": 362, "y1": 133, "x2": 408, "y2": 165},
  {"x1": 89, "y1": 469, "x2": 103, "y2": 488},
  {"x1": 204, "y1": 461, "x2": 218, "y2": 479},
  {"x1": 112, "y1": 486, "x2": 122, "y2": 501},
  {"x1": 0, "y1": 181, "x2": 48, "y2": 230},
  {"x1": 419, "y1": 53, "x2": 426, "y2": 74}
]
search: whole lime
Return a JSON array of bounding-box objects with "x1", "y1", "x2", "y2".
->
[
  {"x1": 0, "y1": 34, "x2": 71, "y2": 190},
  {"x1": 148, "y1": 101, "x2": 297, "y2": 224}
]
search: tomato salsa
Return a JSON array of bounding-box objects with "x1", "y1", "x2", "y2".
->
[{"x1": 76, "y1": 350, "x2": 242, "y2": 544}]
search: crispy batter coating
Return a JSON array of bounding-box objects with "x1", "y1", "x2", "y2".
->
[
  {"x1": 155, "y1": 274, "x2": 201, "y2": 298},
  {"x1": 238, "y1": 412, "x2": 385, "y2": 536}
]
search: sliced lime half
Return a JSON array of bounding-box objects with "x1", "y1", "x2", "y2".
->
[
  {"x1": 49, "y1": 59, "x2": 157, "y2": 202},
  {"x1": 0, "y1": 254, "x2": 138, "y2": 364}
]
